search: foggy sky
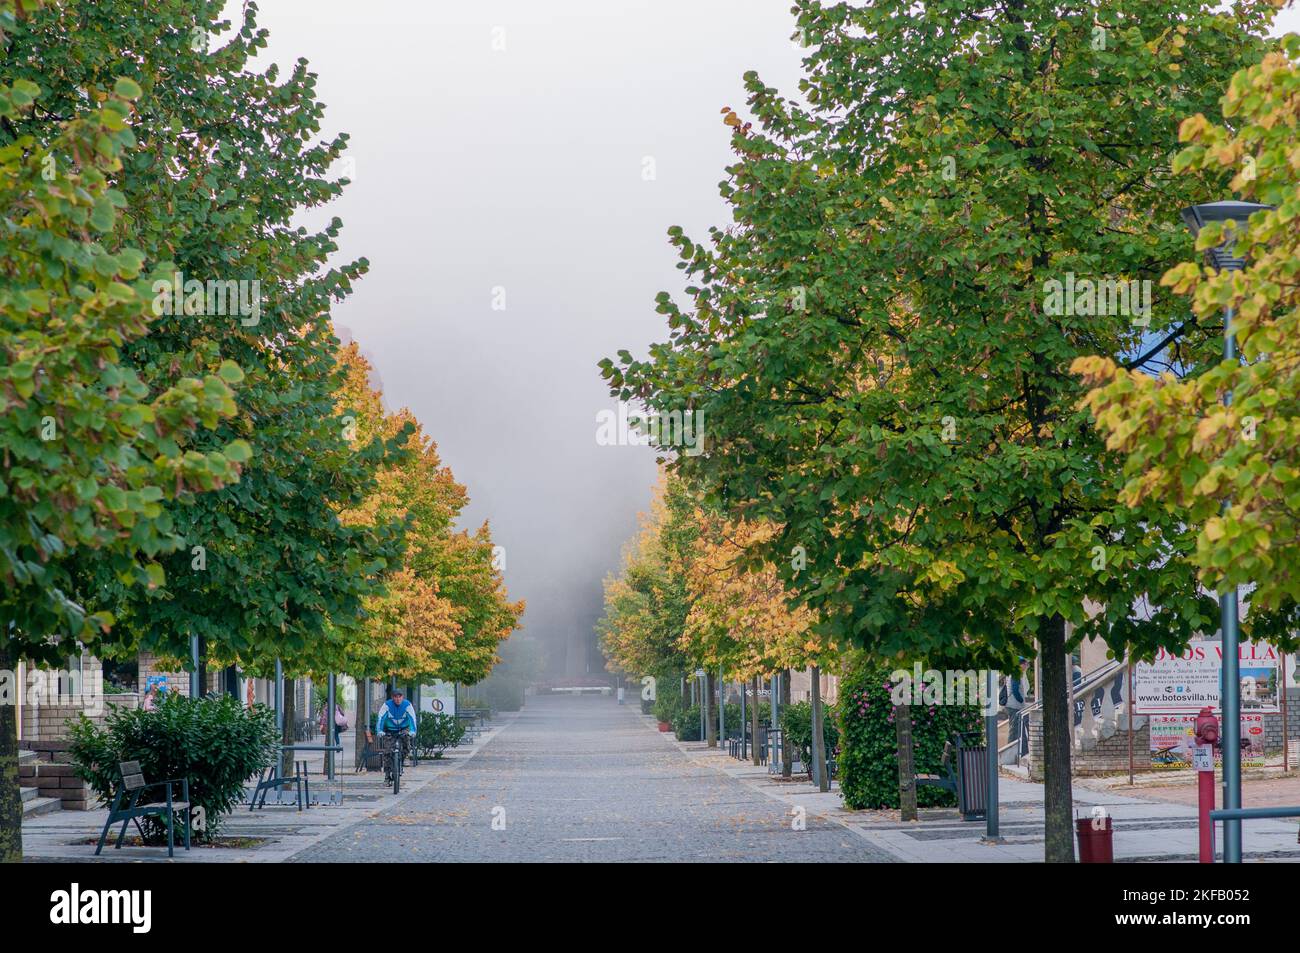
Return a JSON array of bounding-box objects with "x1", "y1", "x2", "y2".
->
[
  {"x1": 244, "y1": 2, "x2": 1300, "y2": 676},
  {"x1": 244, "y1": 1, "x2": 807, "y2": 675}
]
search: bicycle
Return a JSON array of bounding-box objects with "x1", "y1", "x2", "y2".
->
[{"x1": 381, "y1": 729, "x2": 412, "y2": 795}]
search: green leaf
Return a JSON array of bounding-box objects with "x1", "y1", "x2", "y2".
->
[{"x1": 113, "y1": 77, "x2": 143, "y2": 100}]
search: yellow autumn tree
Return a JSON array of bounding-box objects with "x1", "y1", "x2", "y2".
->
[
  {"x1": 598, "y1": 472, "x2": 699, "y2": 684},
  {"x1": 679, "y1": 512, "x2": 837, "y2": 680},
  {"x1": 333, "y1": 343, "x2": 466, "y2": 679}
]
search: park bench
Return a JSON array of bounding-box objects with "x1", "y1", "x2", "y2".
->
[
  {"x1": 95, "y1": 760, "x2": 192, "y2": 858},
  {"x1": 293, "y1": 716, "x2": 316, "y2": 742},
  {"x1": 457, "y1": 708, "x2": 489, "y2": 740},
  {"x1": 356, "y1": 740, "x2": 384, "y2": 772},
  {"x1": 914, "y1": 740, "x2": 958, "y2": 798}
]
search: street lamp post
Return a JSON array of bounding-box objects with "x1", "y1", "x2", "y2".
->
[
  {"x1": 986, "y1": 669, "x2": 1000, "y2": 841},
  {"x1": 770, "y1": 672, "x2": 779, "y2": 769},
  {"x1": 696, "y1": 670, "x2": 706, "y2": 742},
  {"x1": 1179, "y1": 200, "x2": 1270, "y2": 864},
  {"x1": 718, "y1": 666, "x2": 725, "y2": 748},
  {"x1": 189, "y1": 634, "x2": 201, "y2": 698}
]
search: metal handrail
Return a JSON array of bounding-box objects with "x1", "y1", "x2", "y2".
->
[
  {"x1": 1014, "y1": 657, "x2": 1127, "y2": 720},
  {"x1": 1209, "y1": 807, "x2": 1300, "y2": 821},
  {"x1": 1207, "y1": 806, "x2": 1300, "y2": 862}
]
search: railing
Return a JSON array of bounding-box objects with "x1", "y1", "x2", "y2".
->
[
  {"x1": 1208, "y1": 806, "x2": 1300, "y2": 863},
  {"x1": 1002, "y1": 658, "x2": 1133, "y2": 765}
]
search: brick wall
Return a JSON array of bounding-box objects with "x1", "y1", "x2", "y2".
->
[
  {"x1": 137, "y1": 652, "x2": 189, "y2": 697},
  {"x1": 1026, "y1": 709, "x2": 1153, "y2": 779},
  {"x1": 21, "y1": 656, "x2": 106, "y2": 744}
]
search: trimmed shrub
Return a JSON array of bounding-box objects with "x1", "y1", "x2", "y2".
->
[
  {"x1": 67, "y1": 691, "x2": 279, "y2": 842},
  {"x1": 720, "y1": 701, "x2": 770, "y2": 739},
  {"x1": 672, "y1": 704, "x2": 703, "y2": 741},
  {"x1": 837, "y1": 659, "x2": 983, "y2": 810},
  {"x1": 780, "y1": 700, "x2": 839, "y2": 769},
  {"x1": 652, "y1": 691, "x2": 682, "y2": 725},
  {"x1": 415, "y1": 711, "x2": 466, "y2": 758}
]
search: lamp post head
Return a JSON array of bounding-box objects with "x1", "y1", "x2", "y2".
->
[{"x1": 1180, "y1": 200, "x2": 1271, "y2": 271}]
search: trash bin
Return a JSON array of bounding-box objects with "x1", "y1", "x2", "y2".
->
[
  {"x1": 956, "y1": 735, "x2": 987, "y2": 821},
  {"x1": 1077, "y1": 816, "x2": 1114, "y2": 863}
]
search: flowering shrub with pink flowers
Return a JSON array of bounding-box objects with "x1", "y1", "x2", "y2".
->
[{"x1": 837, "y1": 656, "x2": 982, "y2": 810}]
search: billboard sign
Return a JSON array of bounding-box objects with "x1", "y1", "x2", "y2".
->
[
  {"x1": 1133, "y1": 641, "x2": 1282, "y2": 714},
  {"x1": 1149, "y1": 712, "x2": 1267, "y2": 769}
]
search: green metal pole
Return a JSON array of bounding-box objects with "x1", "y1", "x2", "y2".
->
[
  {"x1": 743, "y1": 676, "x2": 754, "y2": 759},
  {"x1": 189, "y1": 634, "x2": 200, "y2": 697},
  {"x1": 718, "y1": 666, "x2": 725, "y2": 746},
  {"x1": 986, "y1": 669, "x2": 1000, "y2": 840},
  {"x1": 698, "y1": 674, "x2": 705, "y2": 741},
  {"x1": 1221, "y1": 302, "x2": 1243, "y2": 864},
  {"x1": 326, "y1": 673, "x2": 336, "y2": 782}
]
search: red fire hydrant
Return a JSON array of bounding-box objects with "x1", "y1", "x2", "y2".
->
[{"x1": 1194, "y1": 706, "x2": 1220, "y2": 863}]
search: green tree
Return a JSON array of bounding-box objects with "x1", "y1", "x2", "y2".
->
[
  {"x1": 1078, "y1": 34, "x2": 1300, "y2": 635},
  {"x1": 601, "y1": 0, "x2": 1279, "y2": 861},
  {"x1": 0, "y1": 22, "x2": 244, "y2": 860},
  {"x1": 1, "y1": 1, "x2": 406, "y2": 677}
]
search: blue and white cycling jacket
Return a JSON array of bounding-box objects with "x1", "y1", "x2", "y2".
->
[{"x1": 376, "y1": 698, "x2": 417, "y2": 736}]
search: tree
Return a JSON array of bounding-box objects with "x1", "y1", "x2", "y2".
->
[
  {"x1": 678, "y1": 513, "x2": 833, "y2": 681},
  {"x1": 2, "y1": 0, "x2": 407, "y2": 676},
  {"x1": 328, "y1": 344, "x2": 460, "y2": 680},
  {"x1": 598, "y1": 472, "x2": 698, "y2": 699},
  {"x1": 0, "y1": 31, "x2": 244, "y2": 861},
  {"x1": 601, "y1": 0, "x2": 1279, "y2": 861},
  {"x1": 1077, "y1": 35, "x2": 1300, "y2": 644}
]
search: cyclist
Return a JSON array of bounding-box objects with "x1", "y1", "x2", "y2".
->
[
  {"x1": 369, "y1": 688, "x2": 418, "y2": 741},
  {"x1": 368, "y1": 688, "x2": 417, "y2": 773}
]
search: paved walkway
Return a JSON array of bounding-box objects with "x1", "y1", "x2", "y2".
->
[
  {"x1": 290, "y1": 694, "x2": 895, "y2": 862},
  {"x1": 23, "y1": 694, "x2": 1297, "y2": 862},
  {"x1": 674, "y1": 729, "x2": 1300, "y2": 863},
  {"x1": 21, "y1": 718, "x2": 515, "y2": 862}
]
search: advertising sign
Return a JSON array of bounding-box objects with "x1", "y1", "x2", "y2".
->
[
  {"x1": 144, "y1": 674, "x2": 171, "y2": 694},
  {"x1": 1133, "y1": 640, "x2": 1282, "y2": 714},
  {"x1": 419, "y1": 680, "x2": 456, "y2": 717},
  {"x1": 1149, "y1": 712, "x2": 1267, "y2": 769}
]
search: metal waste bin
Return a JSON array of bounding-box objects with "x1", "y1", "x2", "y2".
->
[
  {"x1": 955, "y1": 733, "x2": 987, "y2": 821},
  {"x1": 1077, "y1": 816, "x2": 1114, "y2": 863}
]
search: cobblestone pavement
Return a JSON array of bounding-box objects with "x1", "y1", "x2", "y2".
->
[{"x1": 291, "y1": 694, "x2": 895, "y2": 862}]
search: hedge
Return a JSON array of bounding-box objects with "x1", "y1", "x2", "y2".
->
[{"x1": 837, "y1": 659, "x2": 983, "y2": 810}]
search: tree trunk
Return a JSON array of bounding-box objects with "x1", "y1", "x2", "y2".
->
[
  {"x1": 810, "y1": 665, "x2": 829, "y2": 793},
  {"x1": 281, "y1": 676, "x2": 296, "y2": 777},
  {"x1": 896, "y1": 703, "x2": 918, "y2": 821},
  {"x1": 751, "y1": 676, "x2": 761, "y2": 766},
  {"x1": 705, "y1": 673, "x2": 717, "y2": 747},
  {"x1": 780, "y1": 668, "x2": 792, "y2": 778},
  {"x1": 355, "y1": 677, "x2": 370, "y2": 770},
  {"x1": 1040, "y1": 614, "x2": 1075, "y2": 862},
  {"x1": 0, "y1": 639, "x2": 22, "y2": 863}
]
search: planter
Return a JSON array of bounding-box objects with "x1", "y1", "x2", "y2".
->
[{"x1": 657, "y1": 721, "x2": 671, "y2": 732}]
